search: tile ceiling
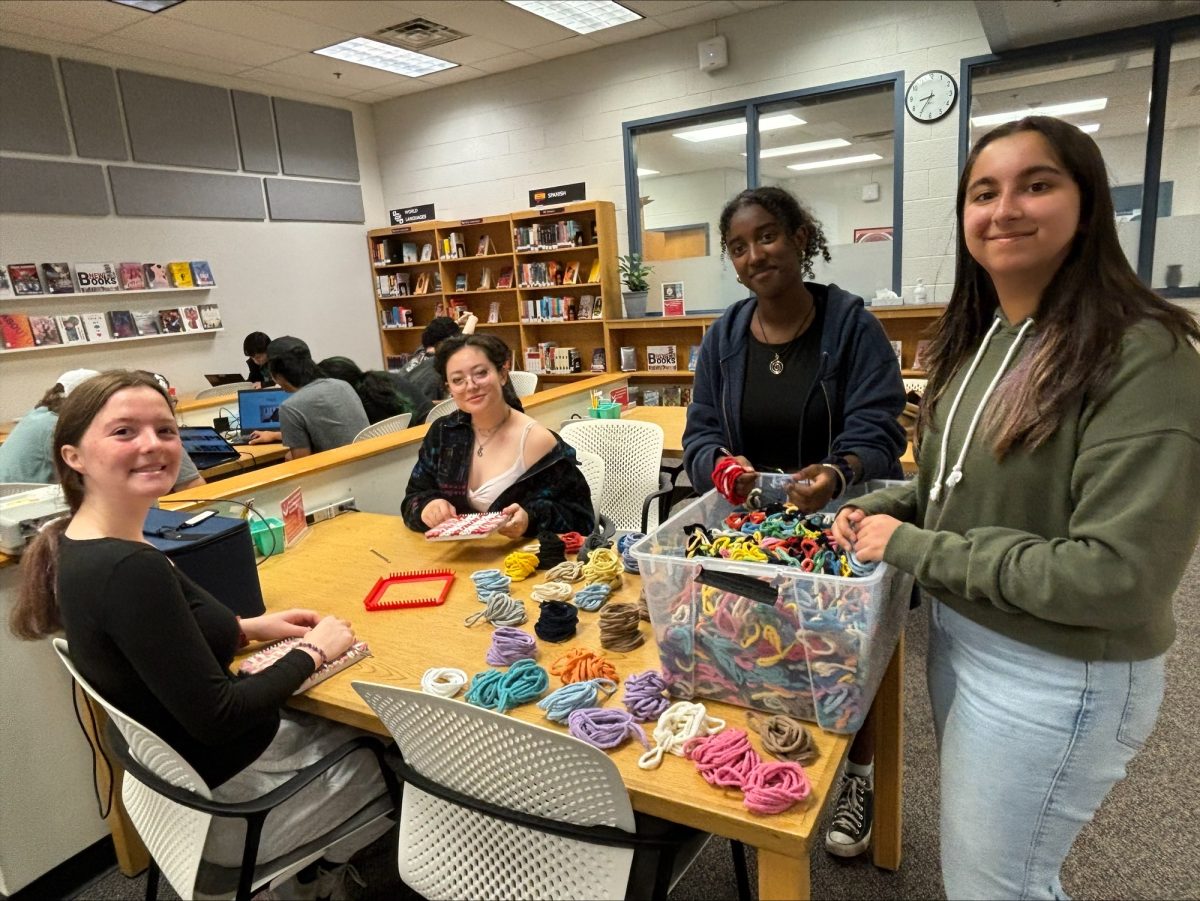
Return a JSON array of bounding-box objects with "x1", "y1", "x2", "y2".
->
[{"x1": 0, "y1": 0, "x2": 784, "y2": 104}]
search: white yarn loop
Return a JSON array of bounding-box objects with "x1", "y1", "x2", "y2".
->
[
  {"x1": 637, "y1": 701, "x2": 725, "y2": 770},
  {"x1": 531, "y1": 581, "x2": 573, "y2": 603},
  {"x1": 421, "y1": 667, "x2": 468, "y2": 698}
]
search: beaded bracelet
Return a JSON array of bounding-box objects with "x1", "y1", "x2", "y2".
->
[{"x1": 294, "y1": 640, "x2": 328, "y2": 668}]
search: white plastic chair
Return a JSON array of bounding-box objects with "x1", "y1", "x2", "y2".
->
[
  {"x1": 352, "y1": 682, "x2": 745, "y2": 901},
  {"x1": 507, "y1": 370, "x2": 539, "y2": 398},
  {"x1": 0, "y1": 481, "x2": 51, "y2": 497},
  {"x1": 195, "y1": 382, "x2": 255, "y2": 399},
  {"x1": 570, "y1": 447, "x2": 605, "y2": 529},
  {"x1": 424, "y1": 397, "x2": 459, "y2": 425},
  {"x1": 353, "y1": 412, "x2": 412, "y2": 442},
  {"x1": 52, "y1": 639, "x2": 396, "y2": 901},
  {"x1": 561, "y1": 419, "x2": 674, "y2": 533},
  {"x1": 903, "y1": 378, "x2": 927, "y2": 396}
]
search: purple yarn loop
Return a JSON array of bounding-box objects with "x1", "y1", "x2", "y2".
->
[
  {"x1": 485, "y1": 626, "x2": 537, "y2": 666},
  {"x1": 622, "y1": 670, "x2": 671, "y2": 722},
  {"x1": 567, "y1": 707, "x2": 649, "y2": 750}
]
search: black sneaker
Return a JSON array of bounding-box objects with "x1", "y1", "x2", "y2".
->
[{"x1": 824, "y1": 772, "x2": 873, "y2": 857}]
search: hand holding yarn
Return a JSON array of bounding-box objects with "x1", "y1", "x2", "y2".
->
[
  {"x1": 786, "y1": 464, "x2": 838, "y2": 513},
  {"x1": 845, "y1": 513, "x2": 901, "y2": 563}
]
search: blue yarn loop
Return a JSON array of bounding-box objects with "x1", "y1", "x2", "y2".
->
[
  {"x1": 575, "y1": 582, "x2": 611, "y2": 612},
  {"x1": 617, "y1": 533, "x2": 645, "y2": 573},
  {"x1": 466, "y1": 658, "x2": 548, "y2": 714},
  {"x1": 471, "y1": 568, "x2": 512, "y2": 601},
  {"x1": 537, "y1": 678, "x2": 618, "y2": 723}
]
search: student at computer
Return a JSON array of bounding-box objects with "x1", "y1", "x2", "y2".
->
[
  {"x1": 318, "y1": 356, "x2": 433, "y2": 426},
  {"x1": 403, "y1": 312, "x2": 477, "y2": 403},
  {"x1": 250, "y1": 337, "x2": 368, "y2": 459},
  {"x1": 243, "y1": 331, "x2": 274, "y2": 387},
  {"x1": 402, "y1": 334, "x2": 592, "y2": 538},
  {"x1": 9, "y1": 370, "x2": 394, "y2": 896}
]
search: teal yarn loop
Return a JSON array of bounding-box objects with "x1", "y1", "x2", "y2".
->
[
  {"x1": 575, "y1": 582, "x2": 611, "y2": 612},
  {"x1": 537, "y1": 678, "x2": 618, "y2": 723},
  {"x1": 466, "y1": 658, "x2": 549, "y2": 714}
]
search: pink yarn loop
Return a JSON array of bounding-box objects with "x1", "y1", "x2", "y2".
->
[
  {"x1": 742, "y1": 761, "x2": 811, "y2": 814},
  {"x1": 683, "y1": 728, "x2": 761, "y2": 788}
]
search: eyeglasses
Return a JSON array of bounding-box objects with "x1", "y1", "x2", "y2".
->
[{"x1": 447, "y1": 369, "x2": 493, "y2": 390}]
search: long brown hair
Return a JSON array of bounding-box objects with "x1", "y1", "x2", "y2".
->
[
  {"x1": 922, "y1": 116, "x2": 1199, "y2": 457},
  {"x1": 10, "y1": 371, "x2": 170, "y2": 640}
]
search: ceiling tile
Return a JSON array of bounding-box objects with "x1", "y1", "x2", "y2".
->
[
  {"x1": 390, "y1": 1, "x2": 575, "y2": 49},
  {"x1": 346, "y1": 89, "x2": 390, "y2": 103},
  {"x1": 85, "y1": 33, "x2": 247, "y2": 75},
  {"x1": 106, "y1": 16, "x2": 297, "y2": 68},
  {"x1": 525, "y1": 35, "x2": 601, "y2": 61},
  {"x1": 1, "y1": 0, "x2": 145, "y2": 34},
  {"x1": 257, "y1": 52, "x2": 402, "y2": 91},
  {"x1": 622, "y1": 1, "x2": 711, "y2": 14},
  {"x1": 0, "y1": 10, "x2": 105, "y2": 45},
  {"x1": 585, "y1": 17, "x2": 669, "y2": 46},
  {"x1": 164, "y1": 0, "x2": 356, "y2": 52},
  {"x1": 255, "y1": 0, "x2": 432, "y2": 36},
  {"x1": 431, "y1": 35, "x2": 518, "y2": 65},
  {"x1": 417, "y1": 65, "x2": 488, "y2": 87},
  {"x1": 365, "y1": 78, "x2": 432, "y2": 99},
  {"x1": 236, "y1": 66, "x2": 361, "y2": 98},
  {"x1": 472, "y1": 49, "x2": 542, "y2": 74},
  {"x1": 651, "y1": 1, "x2": 741, "y2": 29}
]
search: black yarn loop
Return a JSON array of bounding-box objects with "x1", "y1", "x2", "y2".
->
[
  {"x1": 535, "y1": 600, "x2": 578, "y2": 642},
  {"x1": 536, "y1": 531, "x2": 566, "y2": 570}
]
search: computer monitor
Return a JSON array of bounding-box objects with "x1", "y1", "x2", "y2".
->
[
  {"x1": 237, "y1": 388, "x2": 290, "y2": 432},
  {"x1": 205, "y1": 373, "x2": 246, "y2": 387},
  {"x1": 177, "y1": 426, "x2": 240, "y2": 469}
]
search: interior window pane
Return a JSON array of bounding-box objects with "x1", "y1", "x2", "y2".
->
[
  {"x1": 758, "y1": 85, "x2": 896, "y2": 302},
  {"x1": 632, "y1": 111, "x2": 749, "y2": 313},
  {"x1": 970, "y1": 44, "x2": 1154, "y2": 274},
  {"x1": 1152, "y1": 34, "x2": 1200, "y2": 307}
]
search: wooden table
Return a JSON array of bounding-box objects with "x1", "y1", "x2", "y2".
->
[
  {"x1": 255, "y1": 512, "x2": 905, "y2": 899},
  {"x1": 197, "y1": 443, "x2": 288, "y2": 480}
]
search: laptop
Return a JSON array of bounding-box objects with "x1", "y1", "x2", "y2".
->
[
  {"x1": 205, "y1": 373, "x2": 247, "y2": 387},
  {"x1": 233, "y1": 388, "x2": 289, "y2": 443},
  {"x1": 177, "y1": 426, "x2": 241, "y2": 469}
]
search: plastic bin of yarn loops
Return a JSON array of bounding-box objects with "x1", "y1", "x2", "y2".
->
[{"x1": 630, "y1": 483, "x2": 913, "y2": 733}]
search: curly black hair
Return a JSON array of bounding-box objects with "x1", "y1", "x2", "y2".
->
[{"x1": 718, "y1": 186, "x2": 831, "y2": 280}]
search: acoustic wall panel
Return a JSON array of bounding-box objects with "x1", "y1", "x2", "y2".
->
[
  {"x1": 59, "y1": 59, "x2": 128, "y2": 161},
  {"x1": 0, "y1": 157, "x2": 109, "y2": 215},
  {"x1": 0, "y1": 47, "x2": 71, "y2": 155},
  {"x1": 273, "y1": 98, "x2": 359, "y2": 181},
  {"x1": 118, "y1": 70, "x2": 238, "y2": 170},
  {"x1": 264, "y1": 178, "x2": 364, "y2": 223},
  {"x1": 232, "y1": 90, "x2": 279, "y2": 174},
  {"x1": 109, "y1": 166, "x2": 264, "y2": 220}
]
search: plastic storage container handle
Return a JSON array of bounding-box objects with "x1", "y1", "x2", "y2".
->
[{"x1": 693, "y1": 567, "x2": 779, "y2": 606}]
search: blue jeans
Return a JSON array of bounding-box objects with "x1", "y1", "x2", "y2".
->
[{"x1": 927, "y1": 600, "x2": 1165, "y2": 900}]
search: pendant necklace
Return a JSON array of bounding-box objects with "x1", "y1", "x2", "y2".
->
[
  {"x1": 756, "y1": 303, "x2": 814, "y2": 376},
  {"x1": 474, "y1": 407, "x2": 511, "y2": 457}
]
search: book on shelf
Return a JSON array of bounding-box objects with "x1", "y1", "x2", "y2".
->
[
  {"x1": 889, "y1": 339, "x2": 902, "y2": 367},
  {"x1": 524, "y1": 346, "x2": 543, "y2": 374},
  {"x1": 496, "y1": 267, "x2": 513, "y2": 289},
  {"x1": 442, "y1": 232, "x2": 465, "y2": 259},
  {"x1": 547, "y1": 261, "x2": 562, "y2": 286},
  {"x1": 199, "y1": 304, "x2": 222, "y2": 329},
  {"x1": 75, "y1": 262, "x2": 119, "y2": 293},
  {"x1": 448, "y1": 300, "x2": 469, "y2": 320},
  {"x1": 663, "y1": 298, "x2": 684, "y2": 318},
  {"x1": 591, "y1": 294, "x2": 603, "y2": 318},
  {"x1": 117, "y1": 262, "x2": 146, "y2": 291},
  {"x1": 487, "y1": 300, "x2": 500, "y2": 323},
  {"x1": 190, "y1": 261, "x2": 216, "y2": 287},
  {"x1": 513, "y1": 219, "x2": 585, "y2": 251},
  {"x1": 29, "y1": 314, "x2": 62, "y2": 346},
  {"x1": 646, "y1": 344, "x2": 678, "y2": 371},
  {"x1": 41, "y1": 263, "x2": 75, "y2": 294},
  {"x1": 478, "y1": 267, "x2": 494, "y2": 290},
  {"x1": 1, "y1": 313, "x2": 35, "y2": 349},
  {"x1": 56, "y1": 314, "x2": 89, "y2": 345},
  {"x1": 687, "y1": 345, "x2": 701, "y2": 372},
  {"x1": 178, "y1": 305, "x2": 204, "y2": 332},
  {"x1": 81, "y1": 312, "x2": 110, "y2": 342},
  {"x1": 7, "y1": 264, "x2": 43, "y2": 296},
  {"x1": 385, "y1": 353, "x2": 411, "y2": 371},
  {"x1": 107, "y1": 309, "x2": 137, "y2": 338},
  {"x1": 454, "y1": 273, "x2": 468, "y2": 292},
  {"x1": 476, "y1": 234, "x2": 494, "y2": 256},
  {"x1": 591, "y1": 347, "x2": 606, "y2": 372},
  {"x1": 562, "y1": 260, "x2": 579, "y2": 285},
  {"x1": 643, "y1": 389, "x2": 661, "y2": 407},
  {"x1": 142, "y1": 262, "x2": 169, "y2": 289},
  {"x1": 420, "y1": 243, "x2": 434, "y2": 262},
  {"x1": 619, "y1": 345, "x2": 637, "y2": 372},
  {"x1": 401, "y1": 242, "x2": 419, "y2": 263},
  {"x1": 132, "y1": 309, "x2": 161, "y2": 336},
  {"x1": 680, "y1": 386, "x2": 693, "y2": 406},
  {"x1": 434, "y1": 299, "x2": 447, "y2": 318},
  {"x1": 578, "y1": 295, "x2": 594, "y2": 319},
  {"x1": 432, "y1": 271, "x2": 442, "y2": 292},
  {"x1": 0, "y1": 267, "x2": 12, "y2": 298},
  {"x1": 414, "y1": 272, "x2": 431, "y2": 295},
  {"x1": 913, "y1": 339, "x2": 932, "y2": 371},
  {"x1": 159, "y1": 308, "x2": 185, "y2": 333},
  {"x1": 167, "y1": 262, "x2": 194, "y2": 288},
  {"x1": 588, "y1": 259, "x2": 600, "y2": 283},
  {"x1": 663, "y1": 385, "x2": 682, "y2": 407},
  {"x1": 373, "y1": 241, "x2": 389, "y2": 265}
]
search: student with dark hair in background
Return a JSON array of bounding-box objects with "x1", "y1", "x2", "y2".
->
[
  {"x1": 243, "y1": 332, "x2": 274, "y2": 387},
  {"x1": 251, "y1": 337, "x2": 368, "y2": 459},
  {"x1": 318, "y1": 356, "x2": 433, "y2": 426},
  {"x1": 403, "y1": 312, "x2": 477, "y2": 403}
]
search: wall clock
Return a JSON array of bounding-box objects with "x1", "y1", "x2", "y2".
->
[{"x1": 905, "y1": 70, "x2": 958, "y2": 123}]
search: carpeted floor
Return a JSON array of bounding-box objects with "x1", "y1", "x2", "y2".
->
[{"x1": 69, "y1": 545, "x2": 1200, "y2": 900}]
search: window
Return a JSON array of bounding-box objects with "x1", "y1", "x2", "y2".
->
[{"x1": 1152, "y1": 35, "x2": 1200, "y2": 296}]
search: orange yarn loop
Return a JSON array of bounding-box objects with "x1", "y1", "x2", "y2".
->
[{"x1": 551, "y1": 647, "x2": 618, "y2": 684}]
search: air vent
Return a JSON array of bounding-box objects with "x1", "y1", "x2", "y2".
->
[{"x1": 373, "y1": 18, "x2": 466, "y2": 51}]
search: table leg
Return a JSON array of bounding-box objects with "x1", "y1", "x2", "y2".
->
[
  {"x1": 757, "y1": 848, "x2": 810, "y2": 900},
  {"x1": 872, "y1": 630, "x2": 905, "y2": 871}
]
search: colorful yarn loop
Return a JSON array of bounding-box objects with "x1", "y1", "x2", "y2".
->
[
  {"x1": 749, "y1": 713, "x2": 818, "y2": 764},
  {"x1": 537, "y1": 678, "x2": 617, "y2": 723},
  {"x1": 531, "y1": 581, "x2": 573, "y2": 604},
  {"x1": 543, "y1": 561, "x2": 584, "y2": 583},
  {"x1": 464, "y1": 591, "x2": 527, "y2": 628},
  {"x1": 558, "y1": 531, "x2": 585, "y2": 555},
  {"x1": 551, "y1": 647, "x2": 618, "y2": 685},
  {"x1": 582, "y1": 547, "x2": 623, "y2": 589},
  {"x1": 683, "y1": 728, "x2": 761, "y2": 788},
  {"x1": 637, "y1": 701, "x2": 725, "y2": 770},
  {"x1": 485, "y1": 626, "x2": 537, "y2": 666},
  {"x1": 465, "y1": 658, "x2": 548, "y2": 714},
  {"x1": 420, "y1": 667, "x2": 468, "y2": 698},
  {"x1": 743, "y1": 761, "x2": 811, "y2": 815},
  {"x1": 574, "y1": 582, "x2": 611, "y2": 612},
  {"x1": 568, "y1": 708, "x2": 649, "y2": 751},
  {"x1": 502, "y1": 550, "x2": 539, "y2": 581},
  {"x1": 616, "y1": 533, "x2": 645, "y2": 573},
  {"x1": 622, "y1": 670, "x2": 671, "y2": 723},
  {"x1": 470, "y1": 569, "x2": 511, "y2": 600},
  {"x1": 598, "y1": 602, "x2": 644, "y2": 652}
]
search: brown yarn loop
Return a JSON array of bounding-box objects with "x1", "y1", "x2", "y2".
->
[
  {"x1": 598, "y1": 603, "x2": 645, "y2": 652},
  {"x1": 748, "y1": 712, "x2": 818, "y2": 765},
  {"x1": 637, "y1": 588, "x2": 651, "y2": 622}
]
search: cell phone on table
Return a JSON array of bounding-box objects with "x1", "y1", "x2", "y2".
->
[{"x1": 181, "y1": 510, "x2": 217, "y2": 529}]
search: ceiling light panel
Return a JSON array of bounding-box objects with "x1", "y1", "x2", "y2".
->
[
  {"x1": 673, "y1": 114, "x2": 806, "y2": 143},
  {"x1": 109, "y1": 0, "x2": 185, "y2": 11},
  {"x1": 787, "y1": 153, "x2": 883, "y2": 171},
  {"x1": 636, "y1": 168, "x2": 659, "y2": 176},
  {"x1": 505, "y1": 0, "x2": 641, "y2": 35},
  {"x1": 759, "y1": 138, "x2": 851, "y2": 159},
  {"x1": 314, "y1": 37, "x2": 457, "y2": 78},
  {"x1": 970, "y1": 98, "x2": 1107, "y2": 128}
]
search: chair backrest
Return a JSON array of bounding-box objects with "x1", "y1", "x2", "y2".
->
[
  {"x1": 424, "y1": 397, "x2": 459, "y2": 426},
  {"x1": 195, "y1": 382, "x2": 255, "y2": 399},
  {"x1": 903, "y1": 378, "x2": 927, "y2": 396},
  {"x1": 570, "y1": 447, "x2": 605, "y2": 527},
  {"x1": 353, "y1": 412, "x2": 412, "y2": 442},
  {"x1": 51, "y1": 638, "x2": 215, "y2": 899},
  {"x1": 560, "y1": 420, "x2": 665, "y2": 532},
  {"x1": 507, "y1": 370, "x2": 539, "y2": 398},
  {"x1": 0, "y1": 481, "x2": 52, "y2": 497},
  {"x1": 352, "y1": 682, "x2": 635, "y2": 901}
]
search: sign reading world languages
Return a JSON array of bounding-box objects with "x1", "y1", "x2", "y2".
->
[{"x1": 390, "y1": 203, "x2": 436, "y2": 225}]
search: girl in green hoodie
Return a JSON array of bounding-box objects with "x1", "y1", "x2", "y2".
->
[{"x1": 834, "y1": 117, "x2": 1200, "y2": 899}]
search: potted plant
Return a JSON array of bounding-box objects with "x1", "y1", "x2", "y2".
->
[{"x1": 618, "y1": 253, "x2": 653, "y2": 319}]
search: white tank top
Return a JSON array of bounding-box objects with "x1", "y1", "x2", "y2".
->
[{"x1": 467, "y1": 420, "x2": 536, "y2": 512}]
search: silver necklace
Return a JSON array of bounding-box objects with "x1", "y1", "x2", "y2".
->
[
  {"x1": 474, "y1": 407, "x2": 511, "y2": 457},
  {"x1": 755, "y1": 304, "x2": 813, "y2": 376}
]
